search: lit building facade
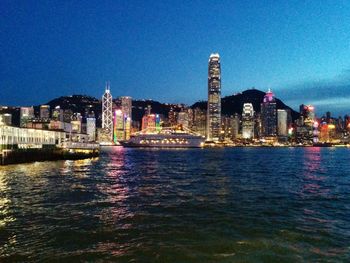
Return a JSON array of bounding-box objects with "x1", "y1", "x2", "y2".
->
[
  {"x1": 40, "y1": 105, "x2": 50, "y2": 119},
  {"x1": 231, "y1": 114, "x2": 240, "y2": 140},
  {"x1": 296, "y1": 104, "x2": 315, "y2": 144},
  {"x1": 124, "y1": 116, "x2": 131, "y2": 139},
  {"x1": 192, "y1": 108, "x2": 206, "y2": 137},
  {"x1": 120, "y1": 96, "x2": 132, "y2": 120},
  {"x1": 52, "y1": 106, "x2": 64, "y2": 122},
  {"x1": 0, "y1": 114, "x2": 12, "y2": 126},
  {"x1": 242, "y1": 103, "x2": 254, "y2": 139},
  {"x1": 155, "y1": 114, "x2": 161, "y2": 132},
  {"x1": 207, "y1": 53, "x2": 221, "y2": 141},
  {"x1": 277, "y1": 109, "x2": 288, "y2": 137},
  {"x1": 261, "y1": 89, "x2": 277, "y2": 137},
  {"x1": 221, "y1": 115, "x2": 234, "y2": 141},
  {"x1": 102, "y1": 83, "x2": 113, "y2": 140},
  {"x1": 20, "y1": 107, "x2": 35, "y2": 127},
  {"x1": 86, "y1": 117, "x2": 96, "y2": 141},
  {"x1": 113, "y1": 109, "x2": 124, "y2": 142},
  {"x1": 168, "y1": 107, "x2": 177, "y2": 126},
  {"x1": 178, "y1": 111, "x2": 189, "y2": 129}
]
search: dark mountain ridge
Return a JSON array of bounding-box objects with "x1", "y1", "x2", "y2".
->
[
  {"x1": 192, "y1": 89, "x2": 299, "y2": 120},
  {"x1": 37, "y1": 89, "x2": 299, "y2": 126}
]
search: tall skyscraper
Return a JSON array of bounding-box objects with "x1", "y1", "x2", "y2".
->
[
  {"x1": 120, "y1": 96, "x2": 132, "y2": 120},
  {"x1": 261, "y1": 89, "x2": 277, "y2": 137},
  {"x1": 231, "y1": 113, "x2": 240, "y2": 140},
  {"x1": 113, "y1": 109, "x2": 124, "y2": 142},
  {"x1": 192, "y1": 107, "x2": 206, "y2": 136},
  {"x1": 102, "y1": 83, "x2": 113, "y2": 140},
  {"x1": 242, "y1": 103, "x2": 255, "y2": 139},
  {"x1": 299, "y1": 104, "x2": 315, "y2": 126},
  {"x1": 86, "y1": 117, "x2": 96, "y2": 141},
  {"x1": 178, "y1": 111, "x2": 189, "y2": 129},
  {"x1": 207, "y1": 53, "x2": 221, "y2": 141},
  {"x1": 277, "y1": 109, "x2": 288, "y2": 137}
]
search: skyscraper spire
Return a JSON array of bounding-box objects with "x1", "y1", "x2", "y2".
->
[{"x1": 102, "y1": 82, "x2": 113, "y2": 140}]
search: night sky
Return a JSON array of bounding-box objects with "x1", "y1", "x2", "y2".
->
[{"x1": 1, "y1": 0, "x2": 350, "y2": 116}]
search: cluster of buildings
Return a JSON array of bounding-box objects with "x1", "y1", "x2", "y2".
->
[
  {"x1": 198, "y1": 53, "x2": 350, "y2": 145},
  {"x1": 100, "y1": 83, "x2": 133, "y2": 144},
  {"x1": 0, "y1": 102, "x2": 96, "y2": 145},
  {"x1": 2, "y1": 53, "x2": 350, "y2": 147}
]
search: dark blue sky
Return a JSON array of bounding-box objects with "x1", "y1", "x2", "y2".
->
[{"x1": 1, "y1": 0, "x2": 350, "y2": 116}]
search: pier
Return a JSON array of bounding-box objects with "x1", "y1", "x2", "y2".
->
[{"x1": 0, "y1": 125, "x2": 99, "y2": 165}]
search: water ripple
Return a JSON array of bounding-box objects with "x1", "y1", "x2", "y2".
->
[{"x1": 0, "y1": 147, "x2": 350, "y2": 261}]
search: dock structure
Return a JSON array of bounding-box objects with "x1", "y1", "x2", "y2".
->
[{"x1": 0, "y1": 125, "x2": 99, "y2": 165}]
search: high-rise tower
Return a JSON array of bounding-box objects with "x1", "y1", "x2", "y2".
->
[
  {"x1": 120, "y1": 96, "x2": 132, "y2": 120},
  {"x1": 102, "y1": 83, "x2": 113, "y2": 140},
  {"x1": 207, "y1": 53, "x2": 221, "y2": 141},
  {"x1": 261, "y1": 89, "x2": 277, "y2": 137},
  {"x1": 242, "y1": 103, "x2": 255, "y2": 139}
]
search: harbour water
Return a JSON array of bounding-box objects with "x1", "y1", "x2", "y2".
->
[{"x1": 0, "y1": 147, "x2": 349, "y2": 262}]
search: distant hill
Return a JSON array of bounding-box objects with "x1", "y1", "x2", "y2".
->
[
  {"x1": 131, "y1": 100, "x2": 183, "y2": 123},
  {"x1": 42, "y1": 95, "x2": 102, "y2": 126},
  {"x1": 192, "y1": 89, "x2": 299, "y2": 120},
  {"x1": 37, "y1": 89, "x2": 299, "y2": 127},
  {"x1": 43, "y1": 95, "x2": 183, "y2": 126},
  {"x1": 46, "y1": 95, "x2": 101, "y2": 112}
]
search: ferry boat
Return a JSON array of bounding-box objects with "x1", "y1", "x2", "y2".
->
[{"x1": 120, "y1": 127, "x2": 205, "y2": 148}]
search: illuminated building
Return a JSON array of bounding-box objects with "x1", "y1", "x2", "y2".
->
[
  {"x1": 207, "y1": 53, "x2": 221, "y2": 141},
  {"x1": 20, "y1": 107, "x2": 35, "y2": 127},
  {"x1": 147, "y1": 114, "x2": 156, "y2": 131},
  {"x1": 86, "y1": 117, "x2": 96, "y2": 141},
  {"x1": 313, "y1": 121, "x2": 319, "y2": 143},
  {"x1": 120, "y1": 96, "x2": 132, "y2": 120},
  {"x1": 168, "y1": 107, "x2": 176, "y2": 126},
  {"x1": 261, "y1": 89, "x2": 277, "y2": 137},
  {"x1": 192, "y1": 107, "x2": 206, "y2": 137},
  {"x1": 102, "y1": 83, "x2": 113, "y2": 140},
  {"x1": 178, "y1": 111, "x2": 189, "y2": 129},
  {"x1": 299, "y1": 104, "x2": 315, "y2": 126},
  {"x1": 221, "y1": 115, "x2": 234, "y2": 141},
  {"x1": 242, "y1": 103, "x2": 254, "y2": 139},
  {"x1": 124, "y1": 116, "x2": 131, "y2": 140},
  {"x1": 52, "y1": 106, "x2": 64, "y2": 122},
  {"x1": 155, "y1": 114, "x2": 161, "y2": 132},
  {"x1": 141, "y1": 114, "x2": 156, "y2": 132},
  {"x1": 63, "y1": 109, "x2": 73, "y2": 123},
  {"x1": 71, "y1": 120, "x2": 81, "y2": 133},
  {"x1": 319, "y1": 122, "x2": 335, "y2": 142},
  {"x1": 40, "y1": 105, "x2": 50, "y2": 119},
  {"x1": 296, "y1": 104, "x2": 315, "y2": 144},
  {"x1": 277, "y1": 109, "x2": 288, "y2": 137},
  {"x1": 70, "y1": 113, "x2": 82, "y2": 133},
  {"x1": 142, "y1": 115, "x2": 148, "y2": 131},
  {"x1": 113, "y1": 109, "x2": 124, "y2": 142},
  {"x1": 0, "y1": 113, "x2": 12, "y2": 126},
  {"x1": 112, "y1": 96, "x2": 133, "y2": 140},
  {"x1": 146, "y1": 105, "x2": 151, "y2": 115},
  {"x1": 231, "y1": 114, "x2": 240, "y2": 140}
]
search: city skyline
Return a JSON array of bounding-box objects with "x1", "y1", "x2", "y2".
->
[{"x1": 1, "y1": 1, "x2": 350, "y2": 116}]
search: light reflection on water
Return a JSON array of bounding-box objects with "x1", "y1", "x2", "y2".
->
[{"x1": 0, "y1": 147, "x2": 349, "y2": 262}]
